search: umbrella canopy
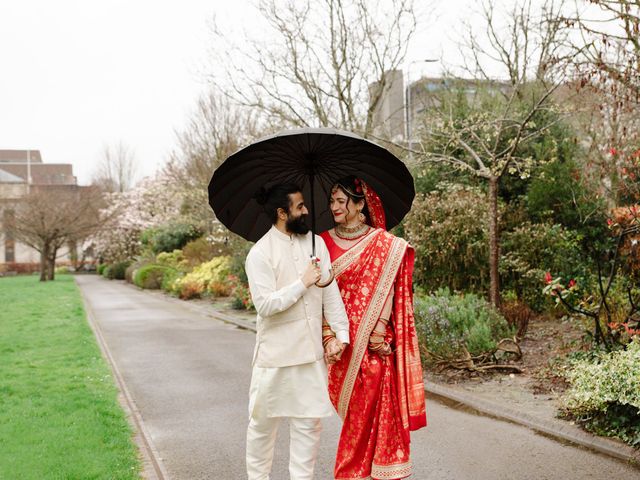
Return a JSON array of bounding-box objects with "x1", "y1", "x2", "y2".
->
[{"x1": 208, "y1": 127, "x2": 414, "y2": 243}]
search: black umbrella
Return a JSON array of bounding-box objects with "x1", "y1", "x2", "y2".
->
[{"x1": 208, "y1": 127, "x2": 415, "y2": 248}]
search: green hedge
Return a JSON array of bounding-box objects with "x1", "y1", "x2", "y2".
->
[
  {"x1": 102, "y1": 265, "x2": 112, "y2": 279},
  {"x1": 133, "y1": 265, "x2": 174, "y2": 290},
  {"x1": 108, "y1": 261, "x2": 131, "y2": 280}
]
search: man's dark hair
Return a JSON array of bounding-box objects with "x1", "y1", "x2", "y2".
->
[{"x1": 256, "y1": 183, "x2": 302, "y2": 224}]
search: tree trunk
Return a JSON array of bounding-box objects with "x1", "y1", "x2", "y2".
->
[
  {"x1": 488, "y1": 177, "x2": 501, "y2": 308},
  {"x1": 40, "y1": 243, "x2": 49, "y2": 282},
  {"x1": 47, "y1": 248, "x2": 57, "y2": 281},
  {"x1": 69, "y1": 240, "x2": 78, "y2": 270}
]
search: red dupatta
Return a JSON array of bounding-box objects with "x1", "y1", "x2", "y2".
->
[{"x1": 326, "y1": 226, "x2": 426, "y2": 437}]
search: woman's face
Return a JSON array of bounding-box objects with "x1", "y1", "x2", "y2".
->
[{"x1": 330, "y1": 188, "x2": 364, "y2": 225}]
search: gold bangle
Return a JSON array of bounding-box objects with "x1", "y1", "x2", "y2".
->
[{"x1": 323, "y1": 336, "x2": 336, "y2": 347}]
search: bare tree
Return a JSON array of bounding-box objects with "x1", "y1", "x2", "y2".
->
[
  {"x1": 8, "y1": 186, "x2": 110, "y2": 281},
  {"x1": 209, "y1": 0, "x2": 417, "y2": 137},
  {"x1": 166, "y1": 92, "x2": 258, "y2": 190},
  {"x1": 164, "y1": 92, "x2": 260, "y2": 232},
  {"x1": 568, "y1": 0, "x2": 640, "y2": 95},
  {"x1": 408, "y1": 0, "x2": 570, "y2": 307},
  {"x1": 92, "y1": 141, "x2": 138, "y2": 193},
  {"x1": 563, "y1": 1, "x2": 640, "y2": 206}
]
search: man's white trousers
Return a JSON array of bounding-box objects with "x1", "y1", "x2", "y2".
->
[{"x1": 246, "y1": 414, "x2": 322, "y2": 480}]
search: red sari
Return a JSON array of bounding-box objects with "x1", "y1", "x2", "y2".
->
[{"x1": 321, "y1": 228, "x2": 426, "y2": 480}]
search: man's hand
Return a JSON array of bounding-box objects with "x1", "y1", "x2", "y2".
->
[
  {"x1": 324, "y1": 338, "x2": 346, "y2": 365},
  {"x1": 302, "y1": 261, "x2": 321, "y2": 288}
]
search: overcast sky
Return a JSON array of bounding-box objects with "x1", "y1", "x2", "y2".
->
[{"x1": 0, "y1": 1, "x2": 581, "y2": 185}]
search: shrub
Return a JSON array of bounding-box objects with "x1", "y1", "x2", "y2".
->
[
  {"x1": 133, "y1": 265, "x2": 174, "y2": 290},
  {"x1": 178, "y1": 281, "x2": 204, "y2": 300},
  {"x1": 500, "y1": 222, "x2": 585, "y2": 311},
  {"x1": 125, "y1": 264, "x2": 137, "y2": 283},
  {"x1": 102, "y1": 265, "x2": 112, "y2": 279},
  {"x1": 182, "y1": 238, "x2": 219, "y2": 266},
  {"x1": 413, "y1": 288, "x2": 514, "y2": 364},
  {"x1": 228, "y1": 275, "x2": 254, "y2": 310},
  {"x1": 156, "y1": 250, "x2": 188, "y2": 271},
  {"x1": 562, "y1": 340, "x2": 640, "y2": 447},
  {"x1": 174, "y1": 256, "x2": 232, "y2": 298},
  {"x1": 97, "y1": 264, "x2": 107, "y2": 275},
  {"x1": 404, "y1": 185, "x2": 493, "y2": 293},
  {"x1": 526, "y1": 158, "x2": 608, "y2": 246},
  {"x1": 124, "y1": 260, "x2": 152, "y2": 283},
  {"x1": 2, "y1": 262, "x2": 40, "y2": 274},
  {"x1": 161, "y1": 268, "x2": 183, "y2": 295},
  {"x1": 141, "y1": 223, "x2": 203, "y2": 255},
  {"x1": 208, "y1": 280, "x2": 232, "y2": 297},
  {"x1": 54, "y1": 266, "x2": 71, "y2": 275},
  {"x1": 499, "y1": 298, "x2": 533, "y2": 340},
  {"x1": 109, "y1": 261, "x2": 131, "y2": 280}
]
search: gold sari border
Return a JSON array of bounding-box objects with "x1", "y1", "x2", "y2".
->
[
  {"x1": 337, "y1": 235, "x2": 408, "y2": 419},
  {"x1": 371, "y1": 461, "x2": 412, "y2": 479},
  {"x1": 332, "y1": 228, "x2": 380, "y2": 277}
]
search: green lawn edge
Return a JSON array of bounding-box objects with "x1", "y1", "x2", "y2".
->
[{"x1": 0, "y1": 275, "x2": 141, "y2": 480}]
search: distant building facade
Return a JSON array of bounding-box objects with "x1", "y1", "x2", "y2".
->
[
  {"x1": 0, "y1": 149, "x2": 80, "y2": 270},
  {"x1": 369, "y1": 69, "x2": 406, "y2": 142},
  {"x1": 370, "y1": 73, "x2": 511, "y2": 146}
]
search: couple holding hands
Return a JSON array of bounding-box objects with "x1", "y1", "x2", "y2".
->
[{"x1": 244, "y1": 176, "x2": 426, "y2": 480}]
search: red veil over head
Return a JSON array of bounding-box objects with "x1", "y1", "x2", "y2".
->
[{"x1": 359, "y1": 179, "x2": 386, "y2": 230}]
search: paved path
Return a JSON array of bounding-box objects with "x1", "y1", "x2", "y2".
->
[{"x1": 75, "y1": 276, "x2": 639, "y2": 480}]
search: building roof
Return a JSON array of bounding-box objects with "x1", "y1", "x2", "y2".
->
[
  {"x1": 0, "y1": 150, "x2": 43, "y2": 163},
  {"x1": 0, "y1": 168, "x2": 26, "y2": 183},
  {"x1": 0, "y1": 163, "x2": 77, "y2": 186}
]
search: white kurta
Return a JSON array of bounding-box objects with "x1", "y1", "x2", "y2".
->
[
  {"x1": 245, "y1": 226, "x2": 349, "y2": 418},
  {"x1": 248, "y1": 359, "x2": 333, "y2": 418}
]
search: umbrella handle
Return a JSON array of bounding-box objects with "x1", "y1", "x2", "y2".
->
[{"x1": 315, "y1": 267, "x2": 335, "y2": 288}]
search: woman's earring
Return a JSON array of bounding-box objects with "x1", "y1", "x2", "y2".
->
[{"x1": 358, "y1": 210, "x2": 365, "y2": 223}]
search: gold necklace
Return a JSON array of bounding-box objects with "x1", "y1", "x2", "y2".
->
[{"x1": 335, "y1": 222, "x2": 370, "y2": 240}]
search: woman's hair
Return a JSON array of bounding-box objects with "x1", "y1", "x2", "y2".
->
[
  {"x1": 332, "y1": 175, "x2": 370, "y2": 222},
  {"x1": 255, "y1": 183, "x2": 302, "y2": 224}
]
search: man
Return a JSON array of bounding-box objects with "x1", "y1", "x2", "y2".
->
[{"x1": 245, "y1": 183, "x2": 349, "y2": 480}]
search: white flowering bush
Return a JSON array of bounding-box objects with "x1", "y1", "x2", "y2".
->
[
  {"x1": 91, "y1": 171, "x2": 223, "y2": 263},
  {"x1": 562, "y1": 340, "x2": 640, "y2": 446}
]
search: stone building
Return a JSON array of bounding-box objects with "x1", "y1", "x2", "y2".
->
[{"x1": 0, "y1": 149, "x2": 79, "y2": 270}]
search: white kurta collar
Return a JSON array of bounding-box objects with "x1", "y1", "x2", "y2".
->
[{"x1": 269, "y1": 225, "x2": 293, "y2": 242}]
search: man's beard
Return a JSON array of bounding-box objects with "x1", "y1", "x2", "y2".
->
[{"x1": 286, "y1": 213, "x2": 310, "y2": 235}]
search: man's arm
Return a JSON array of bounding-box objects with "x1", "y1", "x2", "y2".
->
[{"x1": 245, "y1": 247, "x2": 318, "y2": 318}]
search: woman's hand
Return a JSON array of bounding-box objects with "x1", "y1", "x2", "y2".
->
[
  {"x1": 368, "y1": 339, "x2": 392, "y2": 356},
  {"x1": 324, "y1": 337, "x2": 346, "y2": 364}
]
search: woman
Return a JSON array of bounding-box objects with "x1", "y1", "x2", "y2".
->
[{"x1": 320, "y1": 176, "x2": 426, "y2": 480}]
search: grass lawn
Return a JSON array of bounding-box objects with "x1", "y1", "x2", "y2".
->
[{"x1": 0, "y1": 275, "x2": 140, "y2": 479}]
